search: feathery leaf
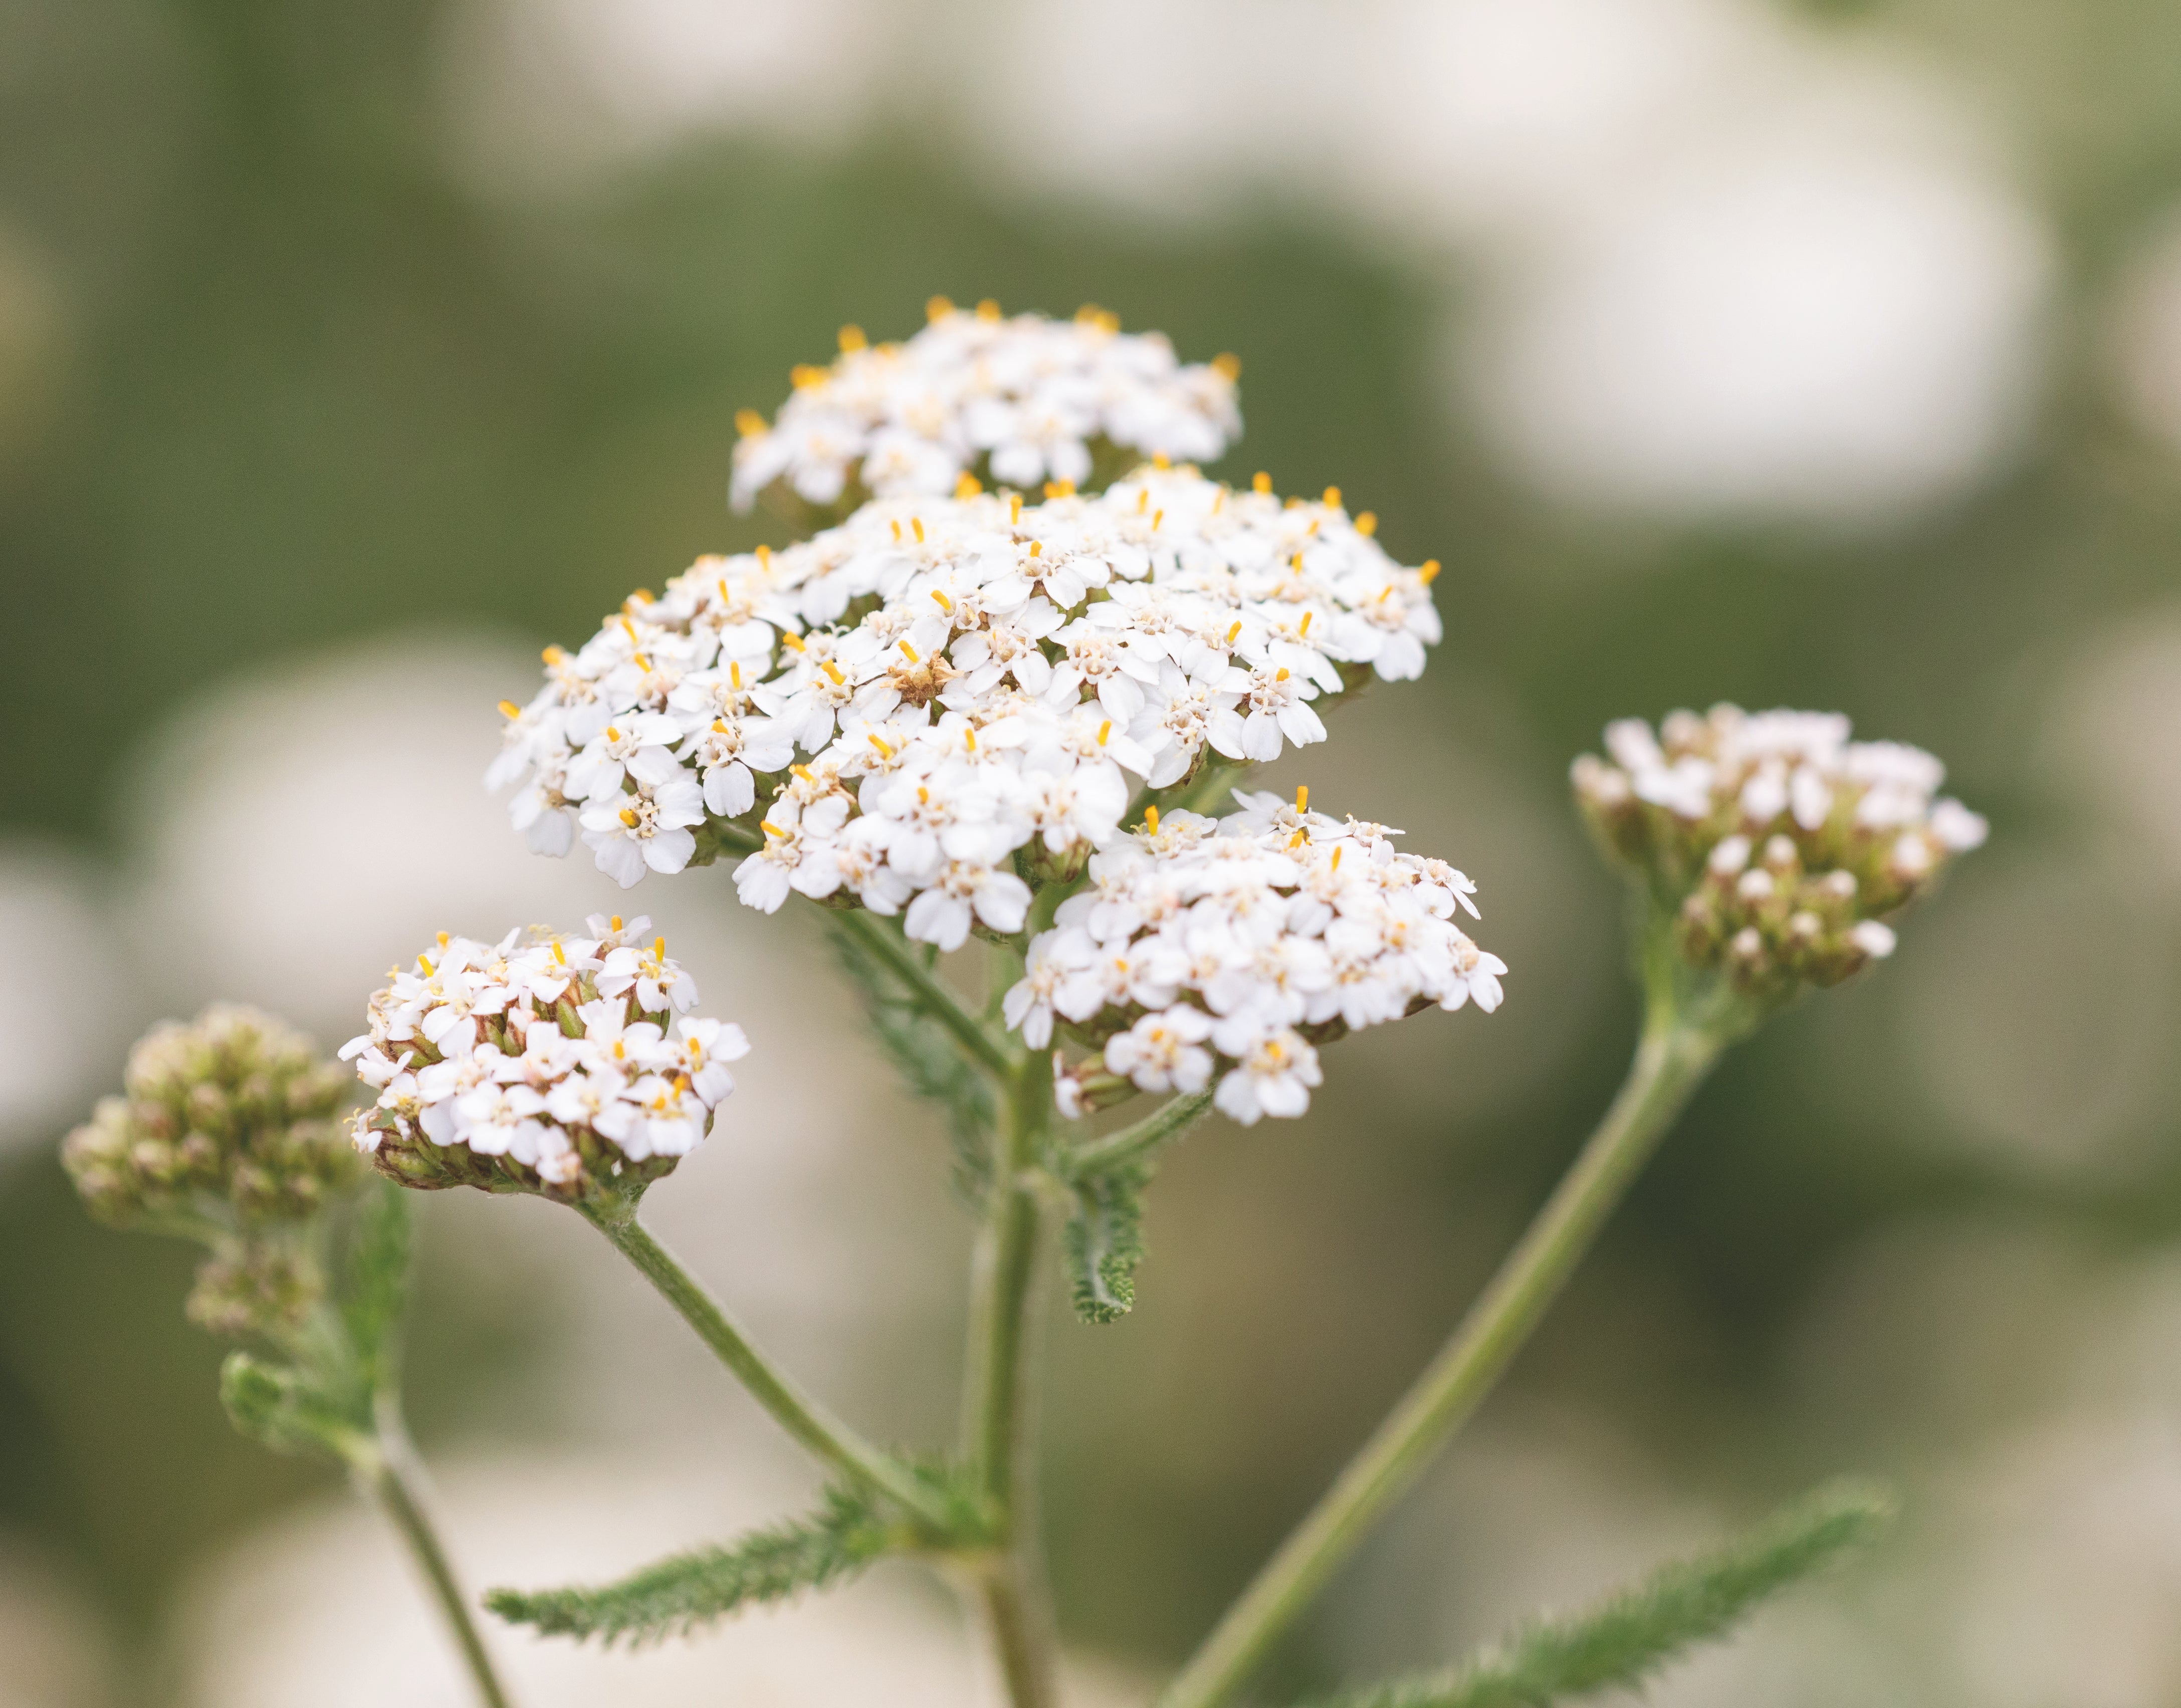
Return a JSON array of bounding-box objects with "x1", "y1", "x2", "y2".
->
[
  {"x1": 1301, "y1": 1479, "x2": 1895, "y2": 1708},
  {"x1": 486, "y1": 1482, "x2": 900, "y2": 1646},
  {"x1": 343, "y1": 1183, "x2": 412, "y2": 1395},
  {"x1": 1064, "y1": 1159, "x2": 1149, "y2": 1324}
]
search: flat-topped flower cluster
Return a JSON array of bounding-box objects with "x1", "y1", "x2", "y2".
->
[
  {"x1": 342, "y1": 917, "x2": 745, "y2": 1200},
  {"x1": 489, "y1": 462, "x2": 1445, "y2": 951},
  {"x1": 730, "y1": 301, "x2": 1241, "y2": 512},
  {"x1": 1012, "y1": 790, "x2": 1507, "y2": 1125},
  {"x1": 1573, "y1": 705, "x2": 1988, "y2": 991}
]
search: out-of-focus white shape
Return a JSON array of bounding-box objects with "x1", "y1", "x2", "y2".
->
[
  {"x1": 437, "y1": 0, "x2": 887, "y2": 196},
  {"x1": 2110, "y1": 210, "x2": 2181, "y2": 454},
  {"x1": 1889, "y1": 857, "x2": 2176, "y2": 1178},
  {"x1": 0, "y1": 841, "x2": 130, "y2": 1155},
  {"x1": 0, "y1": 1538, "x2": 112, "y2": 1708},
  {"x1": 1464, "y1": 72, "x2": 2051, "y2": 523},
  {"x1": 2047, "y1": 612, "x2": 2181, "y2": 881},
  {"x1": 1945, "y1": 1412, "x2": 2181, "y2": 1708},
  {"x1": 170, "y1": 1449, "x2": 1141, "y2": 1708}
]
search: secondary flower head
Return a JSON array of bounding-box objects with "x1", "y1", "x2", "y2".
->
[
  {"x1": 1573, "y1": 705, "x2": 1988, "y2": 994},
  {"x1": 730, "y1": 300, "x2": 1241, "y2": 514},
  {"x1": 63, "y1": 1005, "x2": 359, "y2": 1336},
  {"x1": 490, "y1": 467, "x2": 1447, "y2": 959},
  {"x1": 1006, "y1": 787, "x2": 1505, "y2": 1125},
  {"x1": 344, "y1": 918, "x2": 746, "y2": 1206}
]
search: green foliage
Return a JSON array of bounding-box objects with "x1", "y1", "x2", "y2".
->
[
  {"x1": 1301, "y1": 1480, "x2": 1895, "y2": 1708},
  {"x1": 218, "y1": 1350, "x2": 357, "y2": 1458},
  {"x1": 1063, "y1": 1161, "x2": 1150, "y2": 1325},
  {"x1": 487, "y1": 1482, "x2": 904, "y2": 1646},
  {"x1": 343, "y1": 1184, "x2": 412, "y2": 1396},
  {"x1": 829, "y1": 919, "x2": 996, "y2": 1201}
]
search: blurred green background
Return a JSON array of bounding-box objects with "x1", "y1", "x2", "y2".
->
[{"x1": 5, "y1": 1, "x2": 2181, "y2": 1703}]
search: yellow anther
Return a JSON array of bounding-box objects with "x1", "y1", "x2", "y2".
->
[
  {"x1": 633, "y1": 652, "x2": 651, "y2": 672},
  {"x1": 760, "y1": 819, "x2": 787, "y2": 838},
  {"x1": 730, "y1": 662, "x2": 744, "y2": 688},
  {"x1": 1137, "y1": 489, "x2": 1149, "y2": 514},
  {"x1": 1291, "y1": 554, "x2": 1304, "y2": 572},
  {"x1": 1323, "y1": 486, "x2": 1341, "y2": 508},
  {"x1": 552, "y1": 940, "x2": 567, "y2": 965},
  {"x1": 954, "y1": 472, "x2": 982, "y2": 498},
  {"x1": 1043, "y1": 479, "x2": 1076, "y2": 499},
  {"x1": 931, "y1": 588, "x2": 953, "y2": 612},
  {"x1": 791, "y1": 362, "x2": 826, "y2": 389},
  {"x1": 1226, "y1": 618, "x2": 1242, "y2": 643},
  {"x1": 1074, "y1": 302, "x2": 1103, "y2": 324},
  {"x1": 654, "y1": 936, "x2": 666, "y2": 958},
  {"x1": 927, "y1": 294, "x2": 954, "y2": 321},
  {"x1": 620, "y1": 615, "x2": 639, "y2": 644},
  {"x1": 542, "y1": 644, "x2": 566, "y2": 665},
  {"x1": 718, "y1": 578, "x2": 731, "y2": 602},
  {"x1": 1097, "y1": 719, "x2": 1112, "y2": 746},
  {"x1": 1355, "y1": 511, "x2": 1377, "y2": 537},
  {"x1": 912, "y1": 517, "x2": 925, "y2": 543},
  {"x1": 1419, "y1": 559, "x2": 1442, "y2": 584},
  {"x1": 891, "y1": 519, "x2": 902, "y2": 543},
  {"x1": 618, "y1": 807, "x2": 639, "y2": 828},
  {"x1": 417, "y1": 954, "x2": 435, "y2": 976},
  {"x1": 868, "y1": 732, "x2": 894, "y2": 757},
  {"x1": 898, "y1": 641, "x2": 919, "y2": 663},
  {"x1": 964, "y1": 728, "x2": 977, "y2": 751},
  {"x1": 1289, "y1": 829, "x2": 1306, "y2": 849},
  {"x1": 838, "y1": 323, "x2": 866, "y2": 352},
  {"x1": 735, "y1": 408, "x2": 767, "y2": 437},
  {"x1": 713, "y1": 717, "x2": 727, "y2": 733},
  {"x1": 1010, "y1": 494, "x2": 1023, "y2": 524},
  {"x1": 1144, "y1": 805, "x2": 1161, "y2": 834},
  {"x1": 1275, "y1": 667, "x2": 1291, "y2": 682},
  {"x1": 1305, "y1": 519, "x2": 1320, "y2": 536},
  {"x1": 498, "y1": 699, "x2": 521, "y2": 719},
  {"x1": 755, "y1": 543, "x2": 771, "y2": 565},
  {"x1": 778, "y1": 630, "x2": 806, "y2": 652},
  {"x1": 1028, "y1": 540, "x2": 1043, "y2": 558},
  {"x1": 917, "y1": 785, "x2": 930, "y2": 804},
  {"x1": 1152, "y1": 451, "x2": 1171, "y2": 470},
  {"x1": 611, "y1": 916, "x2": 623, "y2": 931},
  {"x1": 1152, "y1": 508, "x2": 1164, "y2": 531},
  {"x1": 1295, "y1": 785, "x2": 1308, "y2": 812},
  {"x1": 792, "y1": 763, "x2": 816, "y2": 782},
  {"x1": 1212, "y1": 352, "x2": 1242, "y2": 380},
  {"x1": 1298, "y1": 611, "x2": 1313, "y2": 635},
  {"x1": 675, "y1": 1072, "x2": 691, "y2": 1094},
  {"x1": 606, "y1": 725, "x2": 621, "y2": 741},
  {"x1": 630, "y1": 587, "x2": 655, "y2": 604},
  {"x1": 437, "y1": 931, "x2": 450, "y2": 949},
  {"x1": 1376, "y1": 585, "x2": 1394, "y2": 603},
  {"x1": 976, "y1": 298, "x2": 1002, "y2": 321},
  {"x1": 1252, "y1": 471, "x2": 1272, "y2": 494},
  {"x1": 1330, "y1": 845, "x2": 1343, "y2": 872}
]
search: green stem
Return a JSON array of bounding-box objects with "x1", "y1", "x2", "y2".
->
[
  {"x1": 961, "y1": 1056, "x2": 1060, "y2": 1708},
  {"x1": 1157, "y1": 1006, "x2": 1728, "y2": 1708},
  {"x1": 834, "y1": 909, "x2": 1018, "y2": 1080},
  {"x1": 579, "y1": 1205, "x2": 951, "y2": 1531},
  {"x1": 357, "y1": 1400, "x2": 514, "y2": 1708},
  {"x1": 1063, "y1": 1088, "x2": 1216, "y2": 1178}
]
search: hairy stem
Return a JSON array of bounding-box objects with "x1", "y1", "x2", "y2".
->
[
  {"x1": 579, "y1": 1205, "x2": 950, "y2": 1530},
  {"x1": 962, "y1": 1054, "x2": 1060, "y2": 1707},
  {"x1": 833, "y1": 909, "x2": 1018, "y2": 1080},
  {"x1": 1063, "y1": 1088, "x2": 1217, "y2": 1178},
  {"x1": 1159, "y1": 1004, "x2": 1727, "y2": 1708},
  {"x1": 358, "y1": 1400, "x2": 514, "y2": 1708}
]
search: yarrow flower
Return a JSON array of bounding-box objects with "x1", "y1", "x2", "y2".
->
[
  {"x1": 63, "y1": 1005, "x2": 359, "y2": 1336},
  {"x1": 1572, "y1": 705, "x2": 1988, "y2": 994},
  {"x1": 342, "y1": 917, "x2": 746, "y2": 1204},
  {"x1": 489, "y1": 464, "x2": 1446, "y2": 955},
  {"x1": 1006, "y1": 789, "x2": 1506, "y2": 1126},
  {"x1": 729, "y1": 300, "x2": 1241, "y2": 514}
]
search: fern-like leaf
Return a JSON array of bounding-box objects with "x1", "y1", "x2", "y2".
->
[
  {"x1": 1303, "y1": 1479, "x2": 1894, "y2": 1708},
  {"x1": 343, "y1": 1184, "x2": 412, "y2": 1395},
  {"x1": 1064, "y1": 1160, "x2": 1149, "y2": 1324},
  {"x1": 829, "y1": 919, "x2": 995, "y2": 1202},
  {"x1": 486, "y1": 1483, "x2": 898, "y2": 1646}
]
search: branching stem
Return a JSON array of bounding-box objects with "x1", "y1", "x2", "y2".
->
[
  {"x1": 579, "y1": 1205, "x2": 951, "y2": 1531},
  {"x1": 1062, "y1": 1088, "x2": 1216, "y2": 1178},
  {"x1": 1158, "y1": 995, "x2": 1729, "y2": 1708},
  {"x1": 833, "y1": 910, "x2": 1018, "y2": 1080}
]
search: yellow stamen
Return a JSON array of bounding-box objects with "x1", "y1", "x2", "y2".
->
[
  {"x1": 976, "y1": 298, "x2": 1001, "y2": 321},
  {"x1": 760, "y1": 819, "x2": 787, "y2": 838},
  {"x1": 1010, "y1": 494, "x2": 1023, "y2": 524},
  {"x1": 718, "y1": 578, "x2": 731, "y2": 602},
  {"x1": 620, "y1": 615, "x2": 639, "y2": 644},
  {"x1": 868, "y1": 732, "x2": 894, "y2": 757},
  {"x1": 1252, "y1": 471, "x2": 1272, "y2": 494},
  {"x1": 791, "y1": 362, "x2": 825, "y2": 389},
  {"x1": 927, "y1": 294, "x2": 954, "y2": 321},
  {"x1": 1153, "y1": 509, "x2": 1165, "y2": 530},
  {"x1": 792, "y1": 764, "x2": 816, "y2": 782},
  {"x1": 1028, "y1": 540, "x2": 1043, "y2": 557},
  {"x1": 912, "y1": 517, "x2": 925, "y2": 543},
  {"x1": 1144, "y1": 805, "x2": 1161, "y2": 834},
  {"x1": 611, "y1": 916, "x2": 623, "y2": 931},
  {"x1": 778, "y1": 630, "x2": 806, "y2": 652},
  {"x1": 730, "y1": 662, "x2": 744, "y2": 688},
  {"x1": 552, "y1": 941, "x2": 566, "y2": 965},
  {"x1": 1226, "y1": 619, "x2": 1242, "y2": 643},
  {"x1": 1289, "y1": 829, "x2": 1306, "y2": 849},
  {"x1": 898, "y1": 641, "x2": 919, "y2": 663},
  {"x1": 618, "y1": 807, "x2": 639, "y2": 828},
  {"x1": 954, "y1": 472, "x2": 982, "y2": 497},
  {"x1": 931, "y1": 588, "x2": 954, "y2": 612},
  {"x1": 1275, "y1": 667, "x2": 1290, "y2": 682},
  {"x1": 1043, "y1": 479, "x2": 1075, "y2": 499},
  {"x1": 1152, "y1": 451, "x2": 1171, "y2": 470},
  {"x1": 1291, "y1": 554, "x2": 1304, "y2": 573},
  {"x1": 498, "y1": 699, "x2": 521, "y2": 719},
  {"x1": 1295, "y1": 785, "x2": 1308, "y2": 812},
  {"x1": 1212, "y1": 352, "x2": 1241, "y2": 380},
  {"x1": 755, "y1": 543, "x2": 771, "y2": 566},
  {"x1": 630, "y1": 588, "x2": 654, "y2": 605},
  {"x1": 735, "y1": 408, "x2": 767, "y2": 437},
  {"x1": 606, "y1": 725, "x2": 621, "y2": 741},
  {"x1": 891, "y1": 519, "x2": 902, "y2": 543},
  {"x1": 917, "y1": 786, "x2": 930, "y2": 805},
  {"x1": 1419, "y1": 559, "x2": 1442, "y2": 584},
  {"x1": 542, "y1": 644, "x2": 565, "y2": 665},
  {"x1": 437, "y1": 931, "x2": 450, "y2": 949},
  {"x1": 417, "y1": 954, "x2": 435, "y2": 976},
  {"x1": 1097, "y1": 719, "x2": 1112, "y2": 746},
  {"x1": 1331, "y1": 845, "x2": 1343, "y2": 872},
  {"x1": 964, "y1": 728, "x2": 977, "y2": 751},
  {"x1": 838, "y1": 323, "x2": 866, "y2": 352},
  {"x1": 1355, "y1": 511, "x2": 1377, "y2": 537},
  {"x1": 1323, "y1": 486, "x2": 1341, "y2": 508},
  {"x1": 654, "y1": 936, "x2": 666, "y2": 959},
  {"x1": 675, "y1": 1073, "x2": 691, "y2": 1093},
  {"x1": 1298, "y1": 611, "x2": 1313, "y2": 635},
  {"x1": 713, "y1": 717, "x2": 728, "y2": 733},
  {"x1": 1137, "y1": 489, "x2": 1149, "y2": 514}
]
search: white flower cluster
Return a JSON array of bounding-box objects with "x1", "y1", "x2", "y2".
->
[
  {"x1": 730, "y1": 301, "x2": 1242, "y2": 511},
  {"x1": 341, "y1": 916, "x2": 746, "y2": 1197},
  {"x1": 489, "y1": 464, "x2": 1444, "y2": 951},
  {"x1": 1006, "y1": 790, "x2": 1506, "y2": 1126},
  {"x1": 1573, "y1": 705, "x2": 1988, "y2": 990}
]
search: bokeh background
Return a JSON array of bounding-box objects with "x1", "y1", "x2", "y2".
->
[{"x1": 4, "y1": 0, "x2": 2181, "y2": 1702}]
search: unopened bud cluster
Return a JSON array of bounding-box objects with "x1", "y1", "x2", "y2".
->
[
  {"x1": 344, "y1": 916, "x2": 744, "y2": 1204},
  {"x1": 63, "y1": 1005, "x2": 357, "y2": 1335},
  {"x1": 730, "y1": 300, "x2": 1240, "y2": 514},
  {"x1": 1573, "y1": 706, "x2": 1987, "y2": 995},
  {"x1": 1011, "y1": 789, "x2": 1506, "y2": 1125}
]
